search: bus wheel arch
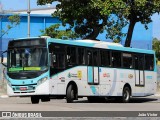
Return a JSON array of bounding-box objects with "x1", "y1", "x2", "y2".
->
[
  {"x1": 122, "y1": 83, "x2": 132, "y2": 103},
  {"x1": 66, "y1": 81, "x2": 78, "y2": 103}
]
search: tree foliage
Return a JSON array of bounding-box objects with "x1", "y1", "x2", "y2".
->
[
  {"x1": 153, "y1": 38, "x2": 160, "y2": 59},
  {"x1": 41, "y1": 24, "x2": 79, "y2": 39},
  {"x1": 95, "y1": 0, "x2": 160, "y2": 47},
  {"x1": 1, "y1": 14, "x2": 20, "y2": 37},
  {"x1": 37, "y1": 0, "x2": 160, "y2": 47},
  {"x1": 37, "y1": 0, "x2": 126, "y2": 42}
]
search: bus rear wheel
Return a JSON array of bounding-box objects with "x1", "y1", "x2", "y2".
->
[
  {"x1": 66, "y1": 85, "x2": 75, "y2": 103},
  {"x1": 31, "y1": 96, "x2": 39, "y2": 104},
  {"x1": 122, "y1": 87, "x2": 131, "y2": 103}
]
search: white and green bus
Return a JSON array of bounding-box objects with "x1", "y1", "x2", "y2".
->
[{"x1": 1, "y1": 38, "x2": 157, "y2": 104}]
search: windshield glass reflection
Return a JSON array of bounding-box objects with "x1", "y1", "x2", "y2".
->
[{"x1": 8, "y1": 47, "x2": 48, "y2": 72}]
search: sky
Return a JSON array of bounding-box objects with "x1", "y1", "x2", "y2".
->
[
  {"x1": 0, "y1": 0, "x2": 58, "y2": 10},
  {"x1": 1, "y1": 0, "x2": 160, "y2": 40}
]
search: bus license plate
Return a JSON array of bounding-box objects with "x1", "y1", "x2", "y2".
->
[{"x1": 20, "y1": 87, "x2": 27, "y2": 91}]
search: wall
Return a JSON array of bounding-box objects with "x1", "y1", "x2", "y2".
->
[{"x1": 0, "y1": 14, "x2": 62, "y2": 53}]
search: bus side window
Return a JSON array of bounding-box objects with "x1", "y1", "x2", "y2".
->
[
  {"x1": 138, "y1": 55, "x2": 144, "y2": 70},
  {"x1": 78, "y1": 48, "x2": 85, "y2": 65},
  {"x1": 51, "y1": 53, "x2": 65, "y2": 69},
  {"x1": 87, "y1": 50, "x2": 93, "y2": 66},
  {"x1": 145, "y1": 54, "x2": 154, "y2": 71},
  {"x1": 134, "y1": 55, "x2": 139, "y2": 69},
  {"x1": 93, "y1": 50, "x2": 99, "y2": 66},
  {"x1": 100, "y1": 50, "x2": 111, "y2": 67},
  {"x1": 112, "y1": 51, "x2": 121, "y2": 68},
  {"x1": 58, "y1": 54, "x2": 65, "y2": 69},
  {"x1": 49, "y1": 43, "x2": 66, "y2": 69},
  {"x1": 67, "y1": 46, "x2": 76, "y2": 66},
  {"x1": 51, "y1": 53, "x2": 56, "y2": 68},
  {"x1": 122, "y1": 53, "x2": 133, "y2": 69},
  {"x1": 134, "y1": 54, "x2": 144, "y2": 70}
]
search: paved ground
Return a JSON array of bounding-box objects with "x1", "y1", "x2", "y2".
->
[
  {"x1": 0, "y1": 96, "x2": 160, "y2": 119},
  {"x1": 0, "y1": 96, "x2": 160, "y2": 111}
]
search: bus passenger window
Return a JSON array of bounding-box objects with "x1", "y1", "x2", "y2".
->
[
  {"x1": 78, "y1": 48, "x2": 85, "y2": 65},
  {"x1": 134, "y1": 55, "x2": 139, "y2": 69},
  {"x1": 134, "y1": 54, "x2": 144, "y2": 70},
  {"x1": 122, "y1": 53, "x2": 132, "y2": 69},
  {"x1": 87, "y1": 50, "x2": 92, "y2": 66},
  {"x1": 100, "y1": 50, "x2": 111, "y2": 67},
  {"x1": 59, "y1": 54, "x2": 65, "y2": 69},
  {"x1": 139, "y1": 55, "x2": 144, "y2": 70},
  {"x1": 51, "y1": 53, "x2": 65, "y2": 69},
  {"x1": 93, "y1": 51, "x2": 99, "y2": 66},
  {"x1": 67, "y1": 47, "x2": 76, "y2": 66},
  {"x1": 145, "y1": 54, "x2": 154, "y2": 71},
  {"x1": 112, "y1": 51, "x2": 121, "y2": 68}
]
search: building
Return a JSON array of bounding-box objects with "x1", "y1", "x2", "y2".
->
[{"x1": 0, "y1": 7, "x2": 153, "y2": 55}]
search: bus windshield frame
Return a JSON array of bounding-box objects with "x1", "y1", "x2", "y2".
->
[{"x1": 8, "y1": 47, "x2": 48, "y2": 73}]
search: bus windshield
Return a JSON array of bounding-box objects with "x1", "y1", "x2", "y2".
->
[{"x1": 8, "y1": 47, "x2": 48, "y2": 72}]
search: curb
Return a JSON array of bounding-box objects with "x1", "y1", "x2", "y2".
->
[
  {"x1": 0, "y1": 95, "x2": 9, "y2": 98},
  {"x1": 155, "y1": 94, "x2": 160, "y2": 97}
]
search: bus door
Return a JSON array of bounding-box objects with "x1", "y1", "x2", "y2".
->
[
  {"x1": 134, "y1": 54, "x2": 145, "y2": 86},
  {"x1": 87, "y1": 49, "x2": 99, "y2": 85}
]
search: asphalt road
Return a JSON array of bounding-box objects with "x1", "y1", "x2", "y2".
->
[
  {"x1": 0, "y1": 96, "x2": 160, "y2": 119},
  {"x1": 0, "y1": 96, "x2": 160, "y2": 111}
]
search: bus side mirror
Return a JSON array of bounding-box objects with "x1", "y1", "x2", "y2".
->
[{"x1": 1, "y1": 51, "x2": 7, "y2": 67}]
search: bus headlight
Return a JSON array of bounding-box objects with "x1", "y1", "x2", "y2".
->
[{"x1": 37, "y1": 77, "x2": 48, "y2": 86}]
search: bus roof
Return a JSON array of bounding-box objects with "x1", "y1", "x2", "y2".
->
[
  {"x1": 12, "y1": 37, "x2": 154, "y2": 54},
  {"x1": 47, "y1": 38, "x2": 154, "y2": 54}
]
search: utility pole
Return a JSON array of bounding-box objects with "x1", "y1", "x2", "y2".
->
[
  {"x1": 0, "y1": 0, "x2": 3, "y2": 56},
  {"x1": 27, "y1": 0, "x2": 30, "y2": 37}
]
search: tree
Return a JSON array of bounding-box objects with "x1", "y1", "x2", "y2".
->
[
  {"x1": 97, "y1": 0, "x2": 160, "y2": 47},
  {"x1": 0, "y1": 14, "x2": 20, "y2": 55},
  {"x1": 0, "y1": 14, "x2": 20, "y2": 37},
  {"x1": 37, "y1": 0, "x2": 160, "y2": 47},
  {"x1": 41, "y1": 23, "x2": 79, "y2": 39},
  {"x1": 37, "y1": 0, "x2": 126, "y2": 41},
  {"x1": 152, "y1": 38, "x2": 160, "y2": 59},
  {"x1": 123, "y1": 0, "x2": 160, "y2": 47}
]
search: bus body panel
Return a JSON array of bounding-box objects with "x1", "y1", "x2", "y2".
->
[{"x1": 7, "y1": 80, "x2": 50, "y2": 96}]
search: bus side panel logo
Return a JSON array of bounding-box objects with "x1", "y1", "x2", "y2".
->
[
  {"x1": 103, "y1": 73, "x2": 110, "y2": 78},
  {"x1": 77, "y1": 71, "x2": 82, "y2": 79},
  {"x1": 128, "y1": 74, "x2": 133, "y2": 79}
]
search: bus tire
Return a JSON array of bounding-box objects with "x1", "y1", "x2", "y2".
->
[
  {"x1": 122, "y1": 87, "x2": 131, "y2": 103},
  {"x1": 66, "y1": 84, "x2": 75, "y2": 103},
  {"x1": 31, "y1": 96, "x2": 39, "y2": 104}
]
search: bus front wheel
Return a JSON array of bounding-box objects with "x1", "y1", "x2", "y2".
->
[
  {"x1": 31, "y1": 96, "x2": 39, "y2": 104},
  {"x1": 122, "y1": 87, "x2": 131, "y2": 103},
  {"x1": 66, "y1": 85, "x2": 75, "y2": 103}
]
